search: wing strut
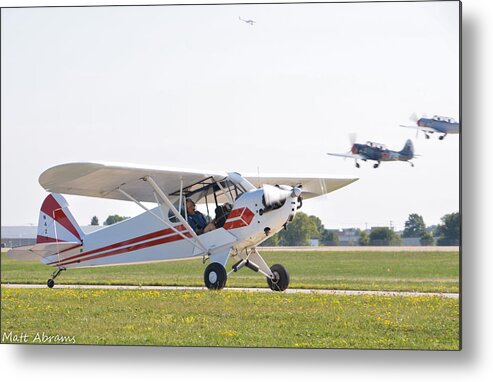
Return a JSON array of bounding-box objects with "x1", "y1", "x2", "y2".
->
[
  {"x1": 213, "y1": 177, "x2": 235, "y2": 204},
  {"x1": 144, "y1": 176, "x2": 209, "y2": 252},
  {"x1": 117, "y1": 186, "x2": 208, "y2": 253}
]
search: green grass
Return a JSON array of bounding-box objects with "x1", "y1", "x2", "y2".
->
[
  {"x1": 1, "y1": 250, "x2": 459, "y2": 293},
  {"x1": 0, "y1": 287, "x2": 460, "y2": 349}
]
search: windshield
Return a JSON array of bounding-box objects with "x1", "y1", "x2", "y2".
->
[{"x1": 167, "y1": 175, "x2": 250, "y2": 223}]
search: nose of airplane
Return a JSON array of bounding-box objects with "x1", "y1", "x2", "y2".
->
[
  {"x1": 291, "y1": 187, "x2": 302, "y2": 198},
  {"x1": 262, "y1": 184, "x2": 301, "y2": 208}
]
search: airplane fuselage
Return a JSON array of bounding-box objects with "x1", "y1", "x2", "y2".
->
[
  {"x1": 418, "y1": 118, "x2": 460, "y2": 134},
  {"x1": 43, "y1": 188, "x2": 298, "y2": 269},
  {"x1": 353, "y1": 144, "x2": 411, "y2": 162}
]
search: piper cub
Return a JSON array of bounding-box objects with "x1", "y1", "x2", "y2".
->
[{"x1": 8, "y1": 162, "x2": 357, "y2": 291}]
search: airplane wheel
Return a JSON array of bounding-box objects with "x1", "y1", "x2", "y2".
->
[
  {"x1": 204, "y1": 263, "x2": 227, "y2": 290},
  {"x1": 373, "y1": 163, "x2": 379, "y2": 169},
  {"x1": 355, "y1": 163, "x2": 360, "y2": 168},
  {"x1": 439, "y1": 136, "x2": 445, "y2": 140},
  {"x1": 267, "y1": 264, "x2": 290, "y2": 292},
  {"x1": 47, "y1": 279, "x2": 55, "y2": 288}
]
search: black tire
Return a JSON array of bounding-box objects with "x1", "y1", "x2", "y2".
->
[
  {"x1": 267, "y1": 264, "x2": 290, "y2": 291},
  {"x1": 204, "y1": 263, "x2": 227, "y2": 290},
  {"x1": 47, "y1": 279, "x2": 55, "y2": 288}
]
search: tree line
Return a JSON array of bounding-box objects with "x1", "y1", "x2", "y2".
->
[
  {"x1": 260, "y1": 211, "x2": 460, "y2": 247},
  {"x1": 90, "y1": 211, "x2": 460, "y2": 247}
]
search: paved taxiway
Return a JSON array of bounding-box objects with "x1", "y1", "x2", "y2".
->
[{"x1": 1, "y1": 284, "x2": 459, "y2": 299}]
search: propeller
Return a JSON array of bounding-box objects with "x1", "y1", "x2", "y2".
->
[
  {"x1": 408, "y1": 113, "x2": 421, "y2": 138},
  {"x1": 346, "y1": 133, "x2": 357, "y2": 156},
  {"x1": 349, "y1": 133, "x2": 357, "y2": 146},
  {"x1": 262, "y1": 184, "x2": 301, "y2": 208}
]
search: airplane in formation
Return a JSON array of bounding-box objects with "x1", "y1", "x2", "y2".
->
[
  {"x1": 8, "y1": 162, "x2": 357, "y2": 291},
  {"x1": 327, "y1": 135, "x2": 415, "y2": 168},
  {"x1": 239, "y1": 16, "x2": 255, "y2": 25},
  {"x1": 400, "y1": 113, "x2": 460, "y2": 140}
]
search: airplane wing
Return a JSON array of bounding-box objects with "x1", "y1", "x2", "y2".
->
[
  {"x1": 39, "y1": 162, "x2": 228, "y2": 203},
  {"x1": 326, "y1": 152, "x2": 365, "y2": 160},
  {"x1": 244, "y1": 174, "x2": 358, "y2": 200},
  {"x1": 39, "y1": 162, "x2": 357, "y2": 202},
  {"x1": 399, "y1": 124, "x2": 437, "y2": 134}
]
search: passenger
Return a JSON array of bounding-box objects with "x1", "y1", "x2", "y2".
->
[{"x1": 186, "y1": 198, "x2": 215, "y2": 235}]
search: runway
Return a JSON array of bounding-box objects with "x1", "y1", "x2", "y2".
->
[{"x1": 1, "y1": 283, "x2": 459, "y2": 299}]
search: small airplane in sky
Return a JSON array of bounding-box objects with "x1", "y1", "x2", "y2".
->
[
  {"x1": 8, "y1": 162, "x2": 356, "y2": 291},
  {"x1": 327, "y1": 136, "x2": 416, "y2": 168},
  {"x1": 239, "y1": 16, "x2": 255, "y2": 25},
  {"x1": 400, "y1": 113, "x2": 460, "y2": 140}
]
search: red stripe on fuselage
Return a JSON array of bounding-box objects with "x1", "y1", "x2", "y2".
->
[
  {"x1": 47, "y1": 225, "x2": 187, "y2": 266},
  {"x1": 56, "y1": 231, "x2": 192, "y2": 267}
]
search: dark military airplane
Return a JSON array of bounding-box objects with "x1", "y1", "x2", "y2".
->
[{"x1": 327, "y1": 138, "x2": 415, "y2": 169}]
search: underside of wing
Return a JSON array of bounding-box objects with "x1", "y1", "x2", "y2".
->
[
  {"x1": 244, "y1": 174, "x2": 358, "y2": 199},
  {"x1": 39, "y1": 162, "x2": 228, "y2": 203}
]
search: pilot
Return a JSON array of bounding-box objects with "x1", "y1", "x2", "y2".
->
[{"x1": 186, "y1": 198, "x2": 215, "y2": 235}]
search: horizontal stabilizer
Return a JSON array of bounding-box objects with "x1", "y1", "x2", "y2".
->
[{"x1": 7, "y1": 242, "x2": 82, "y2": 261}]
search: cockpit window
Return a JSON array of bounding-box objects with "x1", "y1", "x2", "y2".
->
[{"x1": 167, "y1": 175, "x2": 251, "y2": 223}]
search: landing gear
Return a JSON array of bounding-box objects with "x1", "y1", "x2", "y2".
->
[
  {"x1": 425, "y1": 134, "x2": 430, "y2": 139},
  {"x1": 47, "y1": 267, "x2": 65, "y2": 289},
  {"x1": 355, "y1": 161, "x2": 360, "y2": 168},
  {"x1": 267, "y1": 264, "x2": 290, "y2": 291},
  {"x1": 204, "y1": 262, "x2": 227, "y2": 290},
  {"x1": 439, "y1": 134, "x2": 447, "y2": 140},
  {"x1": 225, "y1": 248, "x2": 290, "y2": 292},
  {"x1": 409, "y1": 161, "x2": 415, "y2": 167},
  {"x1": 373, "y1": 162, "x2": 380, "y2": 169}
]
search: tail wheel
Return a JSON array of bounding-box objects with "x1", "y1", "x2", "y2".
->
[
  {"x1": 267, "y1": 264, "x2": 290, "y2": 291},
  {"x1": 47, "y1": 279, "x2": 55, "y2": 288},
  {"x1": 204, "y1": 263, "x2": 227, "y2": 290}
]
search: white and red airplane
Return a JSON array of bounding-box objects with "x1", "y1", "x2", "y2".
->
[{"x1": 8, "y1": 162, "x2": 357, "y2": 291}]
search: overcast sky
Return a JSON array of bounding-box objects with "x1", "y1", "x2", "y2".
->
[{"x1": 1, "y1": 1, "x2": 460, "y2": 230}]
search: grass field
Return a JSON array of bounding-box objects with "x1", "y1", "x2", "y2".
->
[
  {"x1": 1, "y1": 250, "x2": 459, "y2": 293},
  {"x1": 1, "y1": 287, "x2": 459, "y2": 349},
  {"x1": 0, "y1": 249, "x2": 460, "y2": 349}
]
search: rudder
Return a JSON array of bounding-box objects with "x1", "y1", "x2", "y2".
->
[
  {"x1": 400, "y1": 139, "x2": 414, "y2": 157},
  {"x1": 37, "y1": 193, "x2": 84, "y2": 245}
]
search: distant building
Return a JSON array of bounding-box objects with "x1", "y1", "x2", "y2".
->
[
  {"x1": 1, "y1": 226, "x2": 103, "y2": 248},
  {"x1": 326, "y1": 228, "x2": 362, "y2": 246},
  {"x1": 309, "y1": 239, "x2": 319, "y2": 246}
]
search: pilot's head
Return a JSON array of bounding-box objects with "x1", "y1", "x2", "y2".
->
[{"x1": 186, "y1": 198, "x2": 196, "y2": 214}]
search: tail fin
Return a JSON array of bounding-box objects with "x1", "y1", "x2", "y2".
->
[
  {"x1": 400, "y1": 139, "x2": 414, "y2": 157},
  {"x1": 37, "y1": 193, "x2": 84, "y2": 245}
]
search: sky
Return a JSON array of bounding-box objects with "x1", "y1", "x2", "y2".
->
[{"x1": 1, "y1": 1, "x2": 460, "y2": 231}]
